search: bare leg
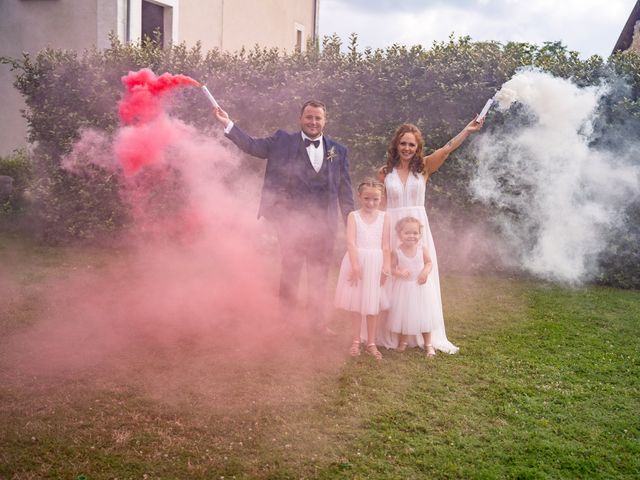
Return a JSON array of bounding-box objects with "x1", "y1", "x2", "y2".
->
[
  {"x1": 365, "y1": 315, "x2": 383, "y2": 360},
  {"x1": 422, "y1": 331, "x2": 436, "y2": 357},
  {"x1": 396, "y1": 334, "x2": 408, "y2": 352},
  {"x1": 349, "y1": 312, "x2": 361, "y2": 356},
  {"x1": 365, "y1": 314, "x2": 377, "y2": 347}
]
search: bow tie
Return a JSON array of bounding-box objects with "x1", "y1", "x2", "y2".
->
[{"x1": 304, "y1": 138, "x2": 320, "y2": 148}]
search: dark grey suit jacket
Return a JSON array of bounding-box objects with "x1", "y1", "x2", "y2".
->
[{"x1": 225, "y1": 125, "x2": 355, "y2": 232}]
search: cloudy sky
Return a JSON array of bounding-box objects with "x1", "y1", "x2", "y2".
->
[{"x1": 318, "y1": 0, "x2": 638, "y2": 58}]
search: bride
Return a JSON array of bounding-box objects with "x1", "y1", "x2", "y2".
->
[{"x1": 376, "y1": 117, "x2": 484, "y2": 354}]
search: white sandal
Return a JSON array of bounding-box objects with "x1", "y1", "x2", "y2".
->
[
  {"x1": 349, "y1": 340, "x2": 361, "y2": 357},
  {"x1": 366, "y1": 343, "x2": 383, "y2": 360}
]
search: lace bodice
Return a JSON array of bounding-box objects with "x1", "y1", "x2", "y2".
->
[
  {"x1": 354, "y1": 211, "x2": 385, "y2": 249},
  {"x1": 395, "y1": 247, "x2": 424, "y2": 280},
  {"x1": 384, "y1": 168, "x2": 426, "y2": 209}
]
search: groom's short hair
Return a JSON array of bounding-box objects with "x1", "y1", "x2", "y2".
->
[{"x1": 300, "y1": 100, "x2": 326, "y2": 115}]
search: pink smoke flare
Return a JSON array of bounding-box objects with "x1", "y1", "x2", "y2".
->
[{"x1": 116, "y1": 68, "x2": 199, "y2": 175}]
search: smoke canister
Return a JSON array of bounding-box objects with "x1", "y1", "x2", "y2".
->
[
  {"x1": 477, "y1": 98, "x2": 494, "y2": 121},
  {"x1": 201, "y1": 85, "x2": 219, "y2": 108}
]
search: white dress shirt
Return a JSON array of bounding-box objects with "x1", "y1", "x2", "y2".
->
[
  {"x1": 224, "y1": 121, "x2": 324, "y2": 173},
  {"x1": 301, "y1": 132, "x2": 324, "y2": 173}
]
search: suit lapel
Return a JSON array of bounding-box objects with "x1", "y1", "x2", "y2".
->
[
  {"x1": 297, "y1": 135, "x2": 311, "y2": 165},
  {"x1": 324, "y1": 137, "x2": 335, "y2": 187},
  {"x1": 282, "y1": 133, "x2": 305, "y2": 189}
]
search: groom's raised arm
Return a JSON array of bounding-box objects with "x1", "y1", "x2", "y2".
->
[{"x1": 213, "y1": 106, "x2": 275, "y2": 159}]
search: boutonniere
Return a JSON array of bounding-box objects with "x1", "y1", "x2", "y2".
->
[{"x1": 327, "y1": 146, "x2": 337, "y2": 163}]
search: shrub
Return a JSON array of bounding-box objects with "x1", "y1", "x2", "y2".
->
[
  {"x1": 1, "y1": 36, "x2": 639, "y2": 287},
  {"x1": 0, "y1": 148, "x2": 33, "y2": 221}
]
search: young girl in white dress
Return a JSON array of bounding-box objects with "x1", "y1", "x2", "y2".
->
[
  {"x1": 334, "y1": 178, "x2": 390, "y2": 360},
  {"x1": 388, "y1": 216, "x2": 438, "y2": 357}
]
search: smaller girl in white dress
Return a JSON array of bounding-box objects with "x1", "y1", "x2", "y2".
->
[
  {"x1": 388, "y1": 216, "x2": 438, "y2": 357},
  {"x1": 334, "y1": 178, "x2": 390, "y2": 360}
]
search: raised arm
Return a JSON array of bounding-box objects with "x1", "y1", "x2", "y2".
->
[
  {"x1": 213, "y1": 106, "x2": 276, "y2": 159},
  {"x1": 423, "y1": 116, "x2": 484, "y2": 175}
]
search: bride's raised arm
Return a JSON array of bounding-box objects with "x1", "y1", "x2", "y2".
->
[{"x1": 423, "y1": 116, "x2": 484, "y2": 175}]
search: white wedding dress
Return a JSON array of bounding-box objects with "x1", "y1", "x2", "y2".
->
[{"x1": 377, "y1": 168, "x2": 459, "y2": 354}]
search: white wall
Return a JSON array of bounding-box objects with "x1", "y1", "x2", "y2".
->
[{"x1": 0, "y1": 0, "x2": 318, "y2": 155}]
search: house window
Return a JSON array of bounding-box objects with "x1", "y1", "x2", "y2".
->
[
  {"x1": 127, "y1": 0, "x2": 179, "y2": 48},
  {"x1": 294, "y1": 23, "x2": 304, "y2": 52},
  {"x1": 142, "y1": 0, "x2": 164, "y2": 46}
]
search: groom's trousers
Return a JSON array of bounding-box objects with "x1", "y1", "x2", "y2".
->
[{"x1": 273, "y1": 210, "x2": 334, "y2": 327}]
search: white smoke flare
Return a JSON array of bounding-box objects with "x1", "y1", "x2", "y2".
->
[{"x1": 471, "y1": 68, "x2": 640, "y2": 283}]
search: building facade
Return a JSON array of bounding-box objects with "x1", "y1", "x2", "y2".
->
[{"x1": 0, "y1": 0, "x2": 319, "y2": 155}]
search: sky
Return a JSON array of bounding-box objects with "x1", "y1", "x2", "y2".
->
[{"x1": 318, "y1": 0, "x2": 638, "y2": 58}]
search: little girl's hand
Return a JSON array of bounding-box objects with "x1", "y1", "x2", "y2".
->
[
  {"x1": 417, "y1": 272, "x2": 429, "y2": 284},
  {"x1": 348, "y1": 267, "x2": 362, "y2": 286}
]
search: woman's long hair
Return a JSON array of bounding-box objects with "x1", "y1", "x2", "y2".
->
[{"x1": 381, "y1": 123, "x2": 425, "y2": 177}]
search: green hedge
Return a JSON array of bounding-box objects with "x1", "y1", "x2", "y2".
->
[
  {"x1": 0, "y1": 148, "x2": 32, "y2": 227},
  {"x1": 1, "y1": 34, "x2": 639, "y2": 287}
]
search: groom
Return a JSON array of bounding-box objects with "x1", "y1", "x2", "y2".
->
[{"x1": 213, "y1": 100, "x2": 355, "y2": 330}]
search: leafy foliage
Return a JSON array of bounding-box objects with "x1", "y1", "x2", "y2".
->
[
  {"x1": 1, "y1": 35, "x2": 639, "y2": 286},
  {"x1": 0, "y1": 148, "x2": 32, "y2": 221}
]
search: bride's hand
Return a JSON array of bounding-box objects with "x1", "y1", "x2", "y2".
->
[{"x1": 467, "y1": 115, "x2": 485, "y2": 132}]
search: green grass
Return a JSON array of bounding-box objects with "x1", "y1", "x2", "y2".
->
[{"x1": 1, "y1": 234, "x2": 639, "y2": 479}]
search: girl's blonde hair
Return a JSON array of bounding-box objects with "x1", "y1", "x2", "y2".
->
[
  {"x1": 356, "y1": 177, "x2": 385, "y2": 195},
  {"x1": 395, "y1": 216, "x2": 423, "y2": 235}
]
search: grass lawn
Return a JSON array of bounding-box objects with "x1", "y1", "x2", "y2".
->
[{"x1": 0, "y1": 233, "x2": 638, "y2": 479}]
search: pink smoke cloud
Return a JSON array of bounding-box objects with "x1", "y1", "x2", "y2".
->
[{"x1": 2, "y1": 69, "x2": 346, "y2": 396}]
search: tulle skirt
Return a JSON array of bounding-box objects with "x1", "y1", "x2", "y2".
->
[
  {"x1": 387, "y1": 276, "x2": 439, "y2": 335},
  {"x1": 334, "y1": 248, "x2": 383, "y2": 316}
]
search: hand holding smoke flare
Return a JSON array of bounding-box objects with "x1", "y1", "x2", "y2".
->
[
  {"x1": 200, "y1": 85, "x2": 235, "y2": 129},
  {"x1": 476, "y1": 98, "x2": 494, "y2": 122},
  {"x1": 472, "y1": 83, "x2": 526, "y2": 125}
]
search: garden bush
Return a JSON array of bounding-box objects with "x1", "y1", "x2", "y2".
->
[
  {"x1": 0, "y1": 148, "x2": 32, "y2": 227},
  {"x1": 1, "y1": 35, "x2": 639, "y2": 286}
]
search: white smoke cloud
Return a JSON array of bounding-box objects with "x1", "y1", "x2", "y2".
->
[{"x1": 471, "y1": 68, "x2": 640, "y2": 283}]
